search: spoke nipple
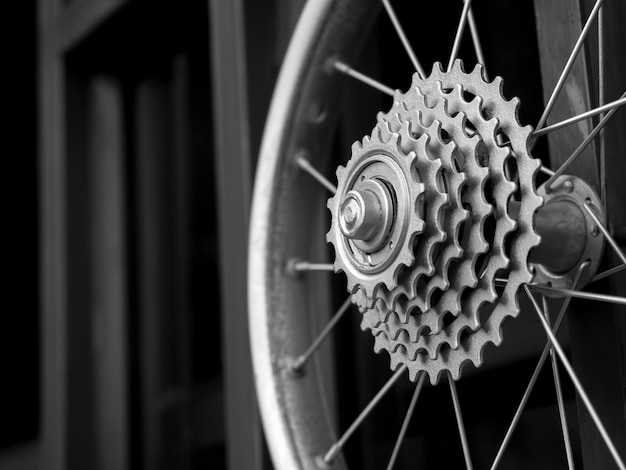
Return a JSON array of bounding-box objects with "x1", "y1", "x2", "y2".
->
[
  {"x1": 321, "y1": 445, "x2": 340, "y2": 466},
  {"x1": 286, "y1": 356, "x2": 306, "y2": 378},
  {"x1": 564, "y1": 180, "x2": 574, "y2": 192},
  {"x1": 286, "y1": 258, "x2": 304, "y2": 278},
  {"x1": 315, "y1": 455, "x2": 332, "y2": 468},
  {"x1": 590, "y1": 225, "x2": 599, "y2": 237}
]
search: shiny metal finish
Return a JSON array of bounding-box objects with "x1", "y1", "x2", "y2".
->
[
  {"x1": 360, "y1": 61, "x2": 542, "y2": 384},
  {"x1": 327, "y1": 127, "x2": 426, "y2": 301},
  {"x1": 339, "y1": 180, "x2": 393, "y2": 252},
  {"x1": 533, "y1": 175, "x2": 605, "y2": 288}
]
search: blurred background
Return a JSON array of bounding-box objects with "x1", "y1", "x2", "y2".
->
[{"x1": 6, "y1": 0, "x2": 305, "y2": 468}]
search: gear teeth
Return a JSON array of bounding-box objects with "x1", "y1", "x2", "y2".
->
[
  {"x1": 377, "y1": 110, "x2": 451, "y2": 309},
  {"x1": 327, "y1": 116, "x2": 426, "y2": 307},
  {"x1": 354, "y1": 59, "x2": 543, "y2": 384}
]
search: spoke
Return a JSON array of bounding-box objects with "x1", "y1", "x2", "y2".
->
[
  {"x1": 524, "y1": 286, "x2": 626, "y2": 470},
  {"x1": 385, "y1": 372, "x2": 426, "y2": 470},
  {"x1": 382, "y1": 0, "x2": 425, "y2": 78},
  {"x1": 448, "y1": 0, "x2": 473, "y2": 71},
  {"x1": 527, "y1": 284, "x2": 626, "y2": 305},
  {"x1": 289, "y1": 260, "x2": 334, "y2": 273},
  {"x1": 449, "y1": 372, "x2": 473, "y2": 470},
  {"x1": 592, "y1": 264, "x2": 626, "y2": 283},
  {"x1": 494, "y1": 279, "x2": 626, "y2": 305},
  {"x1": 544, "y1": 91, "x2": 626, "y2": 191},
  {"x1": 583, "y1": 201, "x2": 626, "y2": 266},
  {"x1": 599, "y1": 6, "x2": 607, "y2": 214},
  {"x1": 534, "y1": 0, "x2": 604, "y2": 135},
  {"x1": 542, "y1": 296, "x2": 576, "y2": 470},
  {"x1": 296, "y1": 155, "x2": 337, "y2": 193},
  {"x1": 290, "y1": 297, "x2": 352, "y2": 373},
  {"x1": 540, "y1": 165, "x2": 556, "y2": 176},
  {"x1": 334, "y1": 60, "x2": 395, "y2": 97},
  {"x1": 489, "y1": 264, "x2": 586, "y2": 470},
  {"x1": 467, "y1": 6, "x2": 487, "y2": 76},
  {"x1": 532, "y1": 95, "x2": 626, "y2": 138},
  {"x1": 323, "y1": 365, "x2": 407, "y2": 464}
]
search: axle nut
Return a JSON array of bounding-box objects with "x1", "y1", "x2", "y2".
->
[{"x1": 339, "y1": 189, "x2": 381, "y2": 241}]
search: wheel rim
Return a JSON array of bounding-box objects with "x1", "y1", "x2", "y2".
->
[{"x1": 249, "y1": 1, "x2": 626, "y2": 469}]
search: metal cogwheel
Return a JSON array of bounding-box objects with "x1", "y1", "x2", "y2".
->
[
  {"x1": 378, "y1": 90, "x2": 489, "y2": 318},
  {"x1": 327, "y1": 123, "x2": 426, "y2": 301},
  {"x1": 376, "y1": 109, "x2": 463, "y2": 315},
  {"x1": 371, "y1": 83, "x2": 517, "y2": 346},
  {"x1": 356, "y1": 116, "x2": 460, "y2": 327},
  {"x1": 364, "y1": 90, "x2": 494, "y2": 360},
  {"x1": 361, "y1": 60, "x2": 543, "y2": 384}
]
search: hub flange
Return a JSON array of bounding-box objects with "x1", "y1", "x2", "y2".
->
[{"x1": 532, "y1": 175, "x2": 605, "y2": 289}]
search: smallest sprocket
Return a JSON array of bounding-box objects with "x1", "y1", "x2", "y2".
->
[{"x1": 327, "y1": 124, "x2": 426, "y2": 302}]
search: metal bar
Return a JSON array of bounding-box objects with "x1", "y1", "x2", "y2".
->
[
  {"x1": 527, "y1": 285, "x2": 626, "y2": 305},
  {"x1": 599, "y1": 6, "x2": 607, "y2": 215},
  {"x1": 467, "y1": 6, "x2": 487, "y2": 77},
  {"x1": 532, "y1": 95, "x2": 626, "y2": 138},
  {"x1": 490, "y1": 264, "x2": 586, "y2": 470},
  {"x1": 534, "y1": 0, "x2": 604, "y2": 133},
  {"x1": 209, "y1": 0, "x2": 263, "y2": 467},
  {"x1": 544, "y1": 91, "x2": 626, "y2": 190},
  {"x1": 296, "y1": 155, "x2": 337, "y2": 194},
  {"x1": 290, "y1": 261, "x2": 334, "y2": 272},
  {"x1": 385, "y1": 372, "x2": 426, "y2": 470},
  {"x1": 290, "y1": 297, "x2": 352, "y2": 372},
  {"x1": 524, "y1": 286, "x2": 626, "y2": 470},
  {"x1": 584, "y1": 201, "x2": 626, "y2": 266},
  {"x1": 592, "y1": 264, "x2": 626, "y2": 283},
  {"x1": 449, "y1": 372, "x2": 473, "y2": 470},
  {"x1": 494, "y1": 279, "x2": 626, "y2": 305},
  {"x1": 382, "y1": 0, "x2": 425, "y2": 78},
  {"x1": 540, "y1": 166, "x2": 556, "y2": 176},
  {"x1": 323, "y1": 365, "x2": 407, "y2": 464},
  {"x1": 448, "y1": 0, "x2": 473, "y2": 71},
  {"x1": 542, "y1": 296, "x2": 576, "y2": 470},
  {"x1": 334, "y1": 60, "x2": 395, "y2": 97}
]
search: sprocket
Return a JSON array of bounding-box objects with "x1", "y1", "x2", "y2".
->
[
  {"x1": 327, "y1": 123, "x2": 428, "y2": 301},
  {"x1": 354, "y1": 60, "x2": 543, "y2": 384}
]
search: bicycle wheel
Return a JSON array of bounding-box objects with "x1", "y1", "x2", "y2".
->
[{"x1": 248, "y1": 1, "x2": 626, "y2": 468}]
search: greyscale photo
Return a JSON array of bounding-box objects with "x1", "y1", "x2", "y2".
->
[{"x1": 8, "y1": 0, "x2": 626, "y2": 469}]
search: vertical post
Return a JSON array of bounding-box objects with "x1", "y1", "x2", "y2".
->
[
  {"x1": 39, "y1": 1, "x2": 67, "y2": 468},
  {"x1": 89, "y1": 76, "x2": 129, "y2": 470},
  {"x1": 208, "y1": 1, "x2": 262, "y2": 469}
]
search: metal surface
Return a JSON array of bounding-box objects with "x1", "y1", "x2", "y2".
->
[
  {"x1": 533, "y1": 175, "x2": 605, "y2": 288},
  {"x1": 327, "y1": 127, "x2": 425, "y2": 300},
  {"x1": 360, "y1": 61, "x2": 542, "y2": 384}
]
